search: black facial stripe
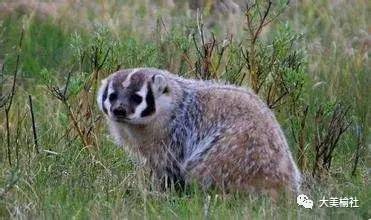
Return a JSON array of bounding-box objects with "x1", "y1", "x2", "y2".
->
[
  {"x1": 102, "y1": 82, "x2": 108, "y2": 114},
  {"x1": 109, "y1": 93, "x2": 117, "y2": 102},
  {"x1": 130, "y1": 94, "x2": 143, "y2": 105},
  {"x1": 140, "y1": 83, "x2": 156, "y2": 117}
]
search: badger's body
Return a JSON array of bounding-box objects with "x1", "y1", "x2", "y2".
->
[{"x1": 97, "y1": 68, "x2": 301, "y2": 198}]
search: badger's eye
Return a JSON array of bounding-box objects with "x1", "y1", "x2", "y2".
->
[
  {"x1": 109, "y1": 93, "x2": 117, "y2": 102},
  {"x1": 130, "y1": 94, "x2": 142, "y2": 104}
]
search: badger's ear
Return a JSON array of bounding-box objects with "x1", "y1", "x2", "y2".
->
[
  {"x1": 97, "y1": 77, "x2": 110, "y2": 114},
  {"x1": 151, "y1": 74, "x2": 168, "y2": 96}
]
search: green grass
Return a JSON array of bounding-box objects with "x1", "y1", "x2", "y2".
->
[{"x1": 0, "y1": 0, "x2": 370, "y2": 219}]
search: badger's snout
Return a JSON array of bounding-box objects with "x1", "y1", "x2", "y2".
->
[{"x1": 111, "y1": 105, "x2": 127, "y2": 118}]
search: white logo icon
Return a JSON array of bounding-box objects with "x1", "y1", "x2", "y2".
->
[{"x1": 297, "y1": 194, "x2": 314, "y2": 209}]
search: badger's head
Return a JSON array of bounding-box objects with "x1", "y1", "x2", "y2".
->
[{"x1": 97, "y1": 68, "x2": 173, "y2": 125}]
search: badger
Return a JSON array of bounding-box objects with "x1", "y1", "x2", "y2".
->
[{"x1": 97, "y1": 68, "x2": 301, "y2": 198}]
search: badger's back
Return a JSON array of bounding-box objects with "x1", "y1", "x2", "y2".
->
[{"x1": 167, "y1": 79, "x2": 301, "y2": 195}]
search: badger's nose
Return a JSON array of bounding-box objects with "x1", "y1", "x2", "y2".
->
[{"x1": 112, "y1": 106, "x2": 127, "y2": 117}]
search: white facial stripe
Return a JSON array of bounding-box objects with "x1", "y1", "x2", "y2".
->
[
  {"x1": 128, "y1": 83, "x2": 148, "y2": 119},
  {"x1": 104, "y1": 80, "x2": 114, "y2": 115},
  {"x1": 122, "y1": 68, "x2": 141, "y2": 88},
  {"x1": 97, "y1": 78, "x2": 109, "y2": 112}
]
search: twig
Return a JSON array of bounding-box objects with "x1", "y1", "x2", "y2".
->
[
  {"x1": 63, "y1": 70, "x2": 72, "y2": 98},
  {"x1": 28, "y1": 95, "x2": 40, "y2": 154},
  {"x1": 252, "y1": 1, "x2": 272, "y2": 44},
  {"x1": 5, "y1": 112, "x2": 11, "y2": 166},
  {"x1": 43, "y1": 149, "x2": 59, "y2": 155}
]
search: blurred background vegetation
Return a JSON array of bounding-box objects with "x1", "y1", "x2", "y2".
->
[{"x1": 0, "y1": 0, "x2": 370, "y2": 219}]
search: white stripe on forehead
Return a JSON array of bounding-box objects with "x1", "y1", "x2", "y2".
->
[
  {"x1": 128, "y1": 83, "x2": 148, "y2": 119},
  {"x1": 122, "y1": 68, "x2": 141, "y2": 88}
]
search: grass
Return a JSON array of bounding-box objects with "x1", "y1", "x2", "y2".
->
[{"x1": 0, "y1": 0, "x2": 370, "y2": 219}]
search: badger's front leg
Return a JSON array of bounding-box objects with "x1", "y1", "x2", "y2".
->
[{"x1": 146, "y1": 153, "x2": 186, "y2": 192}]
